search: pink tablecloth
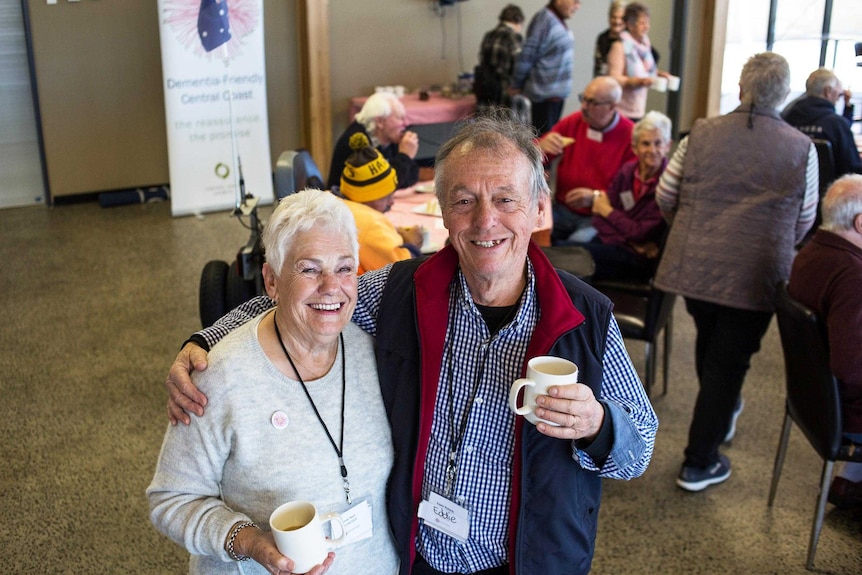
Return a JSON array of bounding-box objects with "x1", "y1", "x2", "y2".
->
[{"x1": 350, "y1": 93, "x2": 477, "y2": 125}]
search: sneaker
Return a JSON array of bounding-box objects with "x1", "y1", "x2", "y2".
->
[
  {"x1": 676, "y1": 455, "x2": 732, "y2": 492},
  {"x1": 723, "y1": 397, "x2": 744, "y2": 443}
]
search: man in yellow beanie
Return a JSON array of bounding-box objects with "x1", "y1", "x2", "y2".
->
[{"x1": 340, "y1": 133, "x2": 423, "y2": 274}]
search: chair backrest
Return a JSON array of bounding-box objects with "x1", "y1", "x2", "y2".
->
[
  {"x1": 812, "y1": 138, "x2": 835, "y2": 198},
  {"x1": 774, "y1": 281, "x2": 844, "y2": 460},
  {"x1": 274, "y1": 149, "x2": 324, "y2": 200}
]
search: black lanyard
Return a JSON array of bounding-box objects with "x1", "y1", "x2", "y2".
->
[{"x1": 273, "y1": 312, "x2": 351, "y2": 504}]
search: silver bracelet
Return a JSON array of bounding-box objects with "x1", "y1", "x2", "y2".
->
[{"x1": 226, "y1": 521, "x2": 258, "y2": 562}]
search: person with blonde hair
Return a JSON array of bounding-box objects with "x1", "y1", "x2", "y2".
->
[{"x1": 593, "y1": 1, "x2": 627, "y2": 77}]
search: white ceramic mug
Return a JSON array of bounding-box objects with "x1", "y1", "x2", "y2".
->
[
  {"x1": 269, "y1": 501, "x2": 345, "y2": 573},
  {"x1": 666, "y1": 75, "x2": 681, "y2": 91},
  {"x1": 508, "y1": 356, "x2": 579, "y2": 426},
  {"x1": 651, "y1": 76, "x2": 668, "y2": 92}
]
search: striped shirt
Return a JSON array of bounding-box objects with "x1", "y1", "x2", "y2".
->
[{"x1": 513, "y1": 7, "x2": 574, "y2": 102}]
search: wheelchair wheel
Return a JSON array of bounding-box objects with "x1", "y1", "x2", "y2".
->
[
  {"x1": 226, "y1": 260, "x2": 258, "y2": 311},
  {"x1": 199, "y1": 260, "x2": 229, "y2": 328}
]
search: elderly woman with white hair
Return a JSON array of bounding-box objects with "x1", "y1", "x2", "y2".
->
[
  {"x1": 576, "y1": 110, "x2": 672, "y2": 282},
  {"x1": 327, "y1": 92, "x2": 419, "y2": 191},
  {"x1": 147, "y1": 189, "x2": 398, "y2": 575}
]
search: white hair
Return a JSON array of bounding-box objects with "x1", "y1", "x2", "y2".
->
[{"x1": 263, "y1": 189, "x2": 358, "y2": 276}]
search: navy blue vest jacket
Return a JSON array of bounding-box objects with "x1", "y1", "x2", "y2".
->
[{"x1": 375, "y1": 242, "x2": 613, "y2": 574}]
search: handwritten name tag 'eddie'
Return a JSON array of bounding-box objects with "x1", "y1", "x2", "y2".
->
[{"x1": 417, "y1": 492, "x2": 469, "y2": 543}]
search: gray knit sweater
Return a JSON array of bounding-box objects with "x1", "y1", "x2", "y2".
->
[{"x1": 147, "y1": 313, "x2": 398, "y2": 575}]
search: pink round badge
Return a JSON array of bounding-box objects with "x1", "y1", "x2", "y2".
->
[{"x1": 271, "y1": 411, "x2": 289, "y2": 430}]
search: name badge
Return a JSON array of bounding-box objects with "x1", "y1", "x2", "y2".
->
[
  {"x1": 334, "y1": 499, "x2": 373, "y2": 544},
  {"x1": 586, "y1": 128, "x2": 603, "y2": 143},
  {"x1": 417, "y1": 492, "x2": 470, "y2": 543},
  {"x1": 620, "y1": 190, "x2": 635, "y2": 211}
]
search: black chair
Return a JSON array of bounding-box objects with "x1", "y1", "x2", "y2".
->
[
  {"x1": 540, "y1": 245, "x2": 595, "y2": 282},
  {"x1": 769, "y1": 281, "x2": 862, "y2": 570},
  {"x1": 592, "y1": 278, "x2": 676, "y2": 397},
  {"x1": 812, "y1": 138, "x2": 835, "y2": 199}
]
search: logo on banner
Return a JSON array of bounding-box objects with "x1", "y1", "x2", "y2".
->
[{"x1": 162, "y1": 0, "x2": 259, "y2": 58}]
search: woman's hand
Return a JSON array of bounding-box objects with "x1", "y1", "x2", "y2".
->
[
  {"x1": 236, "y1": 526, "x2": 335, "y2": 575},
  {"x1": 591, "y1": 190, "x2": 614, "y2": 218},
  {"x1": 165, "y1": 342, "x2": 210, "y2": 425}
]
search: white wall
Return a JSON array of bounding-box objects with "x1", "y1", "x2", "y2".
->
[{"x1": 327, "y1": 0, "x2": 687, "y2": 138}]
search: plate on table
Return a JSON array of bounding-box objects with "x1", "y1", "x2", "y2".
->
[
  {"x1": 414, "y1": 182, "x2": 436, "y2": 194},
  {"x1": 411, "y1": 199, "x2": 442, "y2": 218}
]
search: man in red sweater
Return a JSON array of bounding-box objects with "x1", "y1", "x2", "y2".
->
[
  {"x1": 539, "y1": 76, "x2": 635, "y2": 244},
  {"x1": 789, "y1": 174, "x2": 862, "y2": 508}
]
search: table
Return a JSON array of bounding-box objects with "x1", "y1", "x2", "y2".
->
[
  {"x1": 349, "y1": 92, "x2": 476, "y2": 125},
  {"x1": 385, "y1": 182, "x2": 553, "y2": 254}
]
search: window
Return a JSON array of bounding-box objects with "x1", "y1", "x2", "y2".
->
[{"x1": 720, "y1": 0, "x2": 862, "y2": 119}]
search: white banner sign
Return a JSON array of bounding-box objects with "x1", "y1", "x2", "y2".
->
[{"x1": 158, "y1": 0, "x2": 273, "y2": 216}]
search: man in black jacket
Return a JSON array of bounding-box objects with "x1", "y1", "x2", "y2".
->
[{"x1": 783, "y1": 68, "x2": 861, "y2": 178}]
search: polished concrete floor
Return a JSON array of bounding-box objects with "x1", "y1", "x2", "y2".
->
[{"x1": 0, "y1": 199, "x2": 859, "y2": 574}]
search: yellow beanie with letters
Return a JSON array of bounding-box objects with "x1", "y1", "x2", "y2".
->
[{"x1": 340, "y1": 133, "x2": 398, "y2": 203}]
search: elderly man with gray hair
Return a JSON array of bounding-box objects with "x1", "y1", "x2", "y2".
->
[
  {"x1": 783, "y1": 68, "x2": 861, "y2": 177},
  {"x1": 327, "y1": 92, "x2": 420, "y2": 191},
  {"x1": 655, "y1": 52, "x2": 819, "y2": 492},
  {"x1": 789, "y1": 174, "x2": 862, "y2": 508}
]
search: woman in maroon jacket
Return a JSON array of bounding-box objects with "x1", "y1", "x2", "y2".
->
[{"x1": 577, "y1": 110, "x2": 671, "y2": 281}]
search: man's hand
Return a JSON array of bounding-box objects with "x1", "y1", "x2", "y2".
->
[
  {"x1": 165, "y1": 342, "x2": 210, "y2": 425},
  {"x1": 538, "y1": 132, "x2": 569, "y2": 157},
  {"x1": 533, "y1": 383, "x2": 605, "y2": 441},
  {"x1": 563, "y1": 187, "x2": 596, "y2": 210},
  {"x1": 398, "y1": 130, "x2": 419, "y2": 159},
  {"x1": 397, "y1": 225, "x2": 424, "y2": 248}
]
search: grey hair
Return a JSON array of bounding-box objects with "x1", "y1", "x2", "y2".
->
[
  {"x1": 262, "y1": 189, "x2": 359, "y2": 276},
  {"x1": 739, "y1": 52, "x2": 791, "y2": 110},
  {"x1": 805, "y1": 68, "x2": 841, "y2": 97},
  {"x1": 433, "y1": 111, "x2": 550, "y2": 208},
  {"x1": 632, "y1": 110, "x2": 672, "y2": 146},
  {"x1": 355, "y1": 92, "x2": 401, "y2": 134},
  {"x1": 623, "y1": 2, "x2": 649, "y2": 26},
  {"x1": 821, "y1": 174, "x2": 862, "y2": 232}
]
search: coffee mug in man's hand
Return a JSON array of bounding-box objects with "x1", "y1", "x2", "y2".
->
[
  {"x1": 509, "y1": 356, "x2": 579, "y2": 426},
  {"x1": 269, "y1": 501, "x2": 345, "y2": 573}
]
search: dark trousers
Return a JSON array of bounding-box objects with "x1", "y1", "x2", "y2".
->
[
  {"x1": 578, "y1": 238, "x2": 654, "y2": 282},
  {"x1": 683, "y1": 297, "x2": 773, "y2": 468},
  {"x1": 530, "y1": 98, "x2": 564, "y2": 136},
  {"x1": 412, "y1": 553, "x2": 508, "y2": 575}
]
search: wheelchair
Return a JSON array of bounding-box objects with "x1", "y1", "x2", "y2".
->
[{"x1": 198, "y1": 150, "x2": 325, "y2": 328}]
